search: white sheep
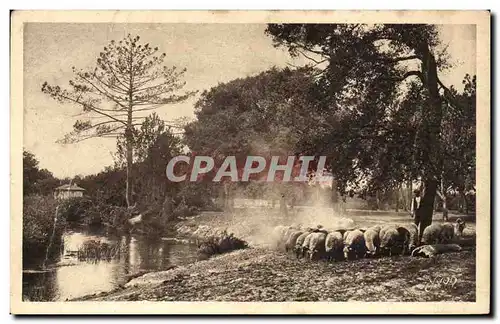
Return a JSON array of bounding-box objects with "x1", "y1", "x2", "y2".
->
[
  {"x1": 295, "y1": 230, "x2": 313, "y2": 258},
  {"x1": 343, "y1": 229, "x2": 366, "y2": 260},
  {"x1": 439, "y1": 219, "x2": 467, "y2": 243},
  {"x1": 401, "y1": 223, "x2": 419, "y2": 252},
  {"x1": 285, "y1": 230, "x2": 303, "y2": 253},
  {"x1": 379, "y1": 225, "x2": 406, "y2": 256},
  {"x1": 440, "y1": 223, "x2": 455, "y2": 243},
  {"x1": 308, "y1": 232, "x2": 327, "y2": 261},
  {"x1": 421, "y1": 223, "x2": 444, "y2": 245},
  {"x1": 364, "y1": 226, "x2": 381, "y2": 257},
  {"x1": 325, "y1": 231, "x2": 344, "y2": 261},
  {"x1": 301, "y1": 232, "x2": 315, "y2": 259}
]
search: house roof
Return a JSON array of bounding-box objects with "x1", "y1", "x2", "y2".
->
[{"x1": 55, "y1": 184, "x2": 85, "y2": 191}]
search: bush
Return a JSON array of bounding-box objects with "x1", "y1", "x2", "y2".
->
[
  {"x1": 58, "y1": 196, "x2": 131, "y2": 231},
  {"x1": 197, "y1": 230, "x2": 248, "y2": 260},
  {"x1": 175, "y1": 183, "x2": 215, "y2": 210},
  {"x1": 23, "y1": 195, "x2": 65, "y2": 268},
  {"x1": 58, "y1": 196, "x2": 94, "y2": 222}
]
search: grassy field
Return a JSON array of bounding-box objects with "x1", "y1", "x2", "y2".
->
[{"x1": 77, "y1": 208, "x2": 476, "y2": 302}]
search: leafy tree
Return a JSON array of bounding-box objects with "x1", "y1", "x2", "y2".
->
[
  {"x1": 79, "y1": 113, "x2": 184, "y2": 223},
  {"x1": 134, "y1": 125, "x2": 183, "y2": 213},
  {"x1": 23, "y1": 150, "x2": 41, "y2": 196},
  {"x1": 266, "y1": 24, "x2": 471, "y2": 237},
  {"x1": 79, "y1": 167, "x2": 127, "y2": 206},
  {"x1": 185, "y1": 67, "x2": 320, "y2": 157},
  {"x1": 42, "y1": 34, "x2": 195, "y2": 207},
  {"x1": 437, "y1": 74, "x2": 476, "y2": 214},
  {"x1": 23, "y1": 150, "x2": 59, "y2": 196},
  {"x1": 184, "y1": 67, "x2": 322, "y2": 209},
  {"x1": 114, "y1": 112, "x2": 182, "y2": 167}
]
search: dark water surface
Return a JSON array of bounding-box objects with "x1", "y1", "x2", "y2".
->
[{"x1": 22, "y1": 229, "x2": 198, "y2": 301}]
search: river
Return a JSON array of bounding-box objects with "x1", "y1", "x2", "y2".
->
[{"x1": 22, "y1": 228, "x2": 199, "y2": 301}]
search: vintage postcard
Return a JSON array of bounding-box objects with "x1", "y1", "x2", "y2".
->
[{"x1": 10, "y1": 10, "x2": 490, "y2": 314}]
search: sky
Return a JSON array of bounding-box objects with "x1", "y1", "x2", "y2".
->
[{"x1": 23, "y1": 23, "x2": 476, "y2": 178}]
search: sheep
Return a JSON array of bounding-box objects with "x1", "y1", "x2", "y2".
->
[
  {"x1": 364, "y1": 226, "x2": 381, "y2": 257},
  {"x1": 325, "y1": 231, "x2": 344, "y2": 261},
  {"x1": 301, "y1": 232, "x2": 315, "y2": 259},
  {"x1": 285, "y1": 230, "x2": 304, "y2": 253},
  {"x1": 343, "y1": 229, "x2": 366, "y2": 260},
  {"x1": 421, "y1": 223, "x2": 444, "y2": 245},
  {"x1": 395, "y1": 226, "x2": 411, "y2": 255},
  {"x1": 440, "y1": 219, "x2": 467, "y2": 243},
  {"x1": 295, "y1": 229, "x2": 313, "y2": 258},
  {"x1": 421, "y1": 219, "x2": 467, "y2": 246},
  {"x1": 411, "y1": 243, "x2": 462, "y2": 258},
  {"x1": 308, "y1": 232, "x2": 327, "y2": 261},
  {"x1": 278, "y1": 225, "x2": 300, "y2": 251},
  {"x1": 343, "y1": 230, "x2": 352, "y2": 241},
  {"x1": 379, "y1": 224, "x2": 398, "y2": 243},
  {"x1": 440, "y1": 223, "x2": 456, "y2": 243},
  {"x1": 398, "y1": 223, "x2": 419, "y2": 253},
  {"x1": 379, "y1": 226, "x2": 407, "y2": 257}
]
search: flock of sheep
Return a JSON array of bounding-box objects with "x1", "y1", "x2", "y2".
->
[{"x1": 272, "y1": 218, "x2": 466, "y2": 261}]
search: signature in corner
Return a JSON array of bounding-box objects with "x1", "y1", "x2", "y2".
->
[{"x1": 424, "y1": 275, "x2": 458, "y2": 292}]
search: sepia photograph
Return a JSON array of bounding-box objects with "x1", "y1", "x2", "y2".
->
[{"x1": 10, "y1": 10, "x2": 490, "y2": 314}]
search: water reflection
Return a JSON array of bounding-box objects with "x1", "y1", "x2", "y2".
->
[{"x1": 22, "y1": 230, "x2": 198, "y2": 301}]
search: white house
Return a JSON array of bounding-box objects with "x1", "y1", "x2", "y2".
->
[{"x1": 53, "y1": 183, "x2": 85, "y2": 200}]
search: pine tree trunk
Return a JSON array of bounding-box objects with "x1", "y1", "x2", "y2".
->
[
  {"x1": 125, "y1": 132, "x2": 133, "y2": 208},
  {"x1": 126, "y1": 60, "x2": 134, "y2": 209}
]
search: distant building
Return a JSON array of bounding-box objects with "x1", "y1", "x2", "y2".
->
[{"x1": 53, "y1": 183, "x2": 85, "y2": 200}]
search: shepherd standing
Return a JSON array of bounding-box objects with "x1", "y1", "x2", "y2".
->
[{"x1": 411, "y1": 189, "x2": 422, "y2": 221}]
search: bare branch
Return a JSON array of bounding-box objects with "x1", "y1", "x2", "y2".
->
[
  {"x1": 134, "y1": 79, "x2": 176, "y2": 94},
  {"x1": 92, "y1": 72, "x2": 129, "y2": 96},
  {"x1": 392, "y1": 70, "x2": 424, "y2": 83},
  {"x1": 382, "y1": 55, "x2": 420, "y2": 63},
  {"x1": 103, "y1": 60, "x2": 131, "y2": 91},
  {"x1": 55, "y1": 92, "x2": 127, "y2": 126},
  {"x1": 290, "y1": 41, "x2": 328, "y2": 58},
  {"x1": 297, "y1": 50, "x2": 328, "y2": 65},
  {"x1": 77, "y1": 120, "x2": 123, "y2": 131},
  {"x1": 58, "y1": 124, "x2": 126, "y2": 143},
  {"x1": 78, "y1": 73, "x2": 128, "y2": 110},
  {"x1": 437, "y1": 77, "x2": 467, "y2": 114}
]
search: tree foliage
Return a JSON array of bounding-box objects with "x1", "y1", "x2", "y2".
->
[
  {"x1": 184, "y1": 66, "x2": 322, "y2": 174},
  {"x1": 440, "y1": 74, "x2": 476, "y2": 193},
  {"x1": 265, "y1": 24, "x2": 472, "y2": 194},
  {"x1": 23, "y1": 150, "x2": 59, "y2": 196}
]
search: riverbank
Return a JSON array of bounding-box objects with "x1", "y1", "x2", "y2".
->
[
  {"x1": 77, "y1": 246, "x2": 475, "y2": 302},
  {"x1": 76, "y1": 209, "x2": 476, "y2": 302}
]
